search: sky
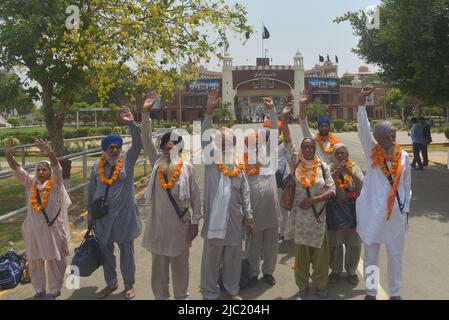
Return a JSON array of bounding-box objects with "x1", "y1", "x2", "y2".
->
[{"x1": 206, "y1": 0, "x2": 382, "y2": 76}]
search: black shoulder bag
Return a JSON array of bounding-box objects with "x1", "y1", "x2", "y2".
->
[
  {"x1": 306, "y1": 164, "x2": 327, "y2": 223},
  {"x1": 325, "y1": 172, "x2": 356, "y2": 231},
  {"x1": 36, "y1": 190, "x2": 61, "y2": 226},
  {"x1": 163, "y1": 173, "x2": 188, "y2": 219},
  {"x1": 91, "y1": 164, "x2": 116, "y2": 220},
  {"x1": 384, "y1": 160, "x2": 408, "y2": 223}
]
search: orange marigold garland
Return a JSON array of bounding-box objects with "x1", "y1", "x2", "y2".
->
[
  {"x1": 30, "y1": 177, "x2": 54, "y2": 213},
  {"x1": 337, "y1": 160, "x2": 353, "y2": 189},
  {"x1": 217, "y1": 160, "x2": 244, "y2": 177},
  {"x1": 316, "y1": 132, "x2": 339, "y2": 154},
  {"x1": 244, "y1": 153, "x2": 262, "y2": 176},
  {"x1": 370, "y1": 144, "x2": 403, "y2": 220},
  {"x1": 299, "y1": 156, "x2": 319, "y2": 188},
  {"x1": 158, "y1": 158, "x2": 184, "y2": 190},
  {"x1": 99, "y1": 154, "x2": 123, "y2": 185}
]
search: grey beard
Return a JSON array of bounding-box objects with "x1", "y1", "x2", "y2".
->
[{"x1": 105, "y1": 153, "x2": 119, "y2": 166}]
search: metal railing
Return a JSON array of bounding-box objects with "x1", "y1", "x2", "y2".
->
[{"x1": 0, "y1": 137, "x2": 149, "y2": 222}]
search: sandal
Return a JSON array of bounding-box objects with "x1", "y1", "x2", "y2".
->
[
  {"x1": 124, "y1": 287, "x2": 136, "y2": 300},
  {"x1": 348, "y1": 274, "x2": 360, "y2": 285},
  {"x1": 96, "y1": 283, "x2": 118, "y2": 299},
  {"x1": 328, "y1": 272, "x2": 340, "y2": 284},
  {"x1": 32, "y1": 292, "x2": 46, "y2": 300},
  {"x1": 48, "y1": 291, "x2": 61, "y2": 300}
]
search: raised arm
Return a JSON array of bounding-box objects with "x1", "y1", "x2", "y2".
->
[
  {"x1": 35, "y1": 139, "x2": 62, "y2": 187},
  {"x1": 202, "y1": 89, "x2": 221, "y2": 149},
  {"x1": 141, "y1": 92, "x2": 159, "y2": 165},
  {"x1": 281, "y1": 102, "x2": 293, "y2": 145},
  {"x1": 4, "y1": 137, "x2": 20, "y2": 171},
  {"x1": 356, "y1": 86, "x2": 376, "y2": 157},
  {"x1": 120, "y1": 106, "x2": 142, "y2": 167},
  {"x1": 263, "y1": 97, "x2": 279, "y2": 156},
  {"x1": 298, "y1": 90, "x2": 315, "y2": 139},
  {"x1": 5, "y1": 137, "x2": 34, "y2": 187}
]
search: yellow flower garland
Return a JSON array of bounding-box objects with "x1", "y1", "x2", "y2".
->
[
  {"x1": 158, "y1": 158, "x2": 184, "y2": 190},
  {"x1": 99, "y1": 154, "x2": 123, "y2": 185},
  {"x1": 337, "y1": 160, "x2": 353, "y2": 189},
  {"x1": 217, "y1": 161, "x2": 244, "y2": 177},
  {"x1": 244, "y1": 153, "x2": 262, "y2": 176},
  {"x1": 30, "y1": 177, "x2": 54, "y2": 213},
  {"x1": 300, "y1": 156, "x2": 319, "y2": 188},
  {"x1": 316, "y1": 132, "x2": 339, "y2": 154}
]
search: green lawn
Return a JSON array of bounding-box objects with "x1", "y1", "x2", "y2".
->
[{"x1": 0, "y1": 164, "x2": 150, "y2": 255}]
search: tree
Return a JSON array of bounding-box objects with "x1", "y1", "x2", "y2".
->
[
  {"x1": 305, "y1": 102, "x2": 329, "y2": 122},
  {"x1": 7, "y1": 116, "x2": 21, "y2": 128},
  {"x1": 0, "y1": 0, "x2": 252, "y2": 154},
  {"x1": 0, "y1": 70, "x2": 34, "y2": 116},
  {"x1": 214, "y1": 102, "x2": 234, "y2": 126},
  {"x1": 335, "y1": 0, "x2": 449, "y2": 105}
]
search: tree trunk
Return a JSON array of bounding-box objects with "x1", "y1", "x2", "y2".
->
[{"x1": 41, "y1": 80, "x2": 65, "y2": 156}]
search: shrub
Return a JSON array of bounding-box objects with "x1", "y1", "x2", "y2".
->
[
  {"x1": 65, "y1": 142, "x2": 84, "y2": 154},
  {"x1": 444, "y1": 127, "x2": 449, "y2": 140},
  {"x1": 333, "y1": 119, "x2": 345, "y2": 132},
  {"x1": 7, "y1": 117, "x2": 21, "y2": 128}
]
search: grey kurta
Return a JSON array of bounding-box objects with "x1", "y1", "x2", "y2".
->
[
  {"x1": 86, "y1": 122, "x2": 142, "y2": 245},
  {"x1": 285, "y1": 142, "x2": 336, "y2": 248},
  {"x1": 300, "y1": 118, "x2": 333, "y2": 164},
  {"x1": 246, "y1": 109, "x2": 281, "y2": 232},
  {"x1": 141, "y1": 112, "x2": 202, "y2": 257},
  {"x1": 200, "y1": 114, "x2": 253, "y2": 245}
]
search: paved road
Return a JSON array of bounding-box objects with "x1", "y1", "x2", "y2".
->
[{"x1": 1, "y1": 124, "x2": 448, "y2": 300}]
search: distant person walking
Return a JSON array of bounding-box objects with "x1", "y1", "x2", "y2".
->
[
  {"x1": 420, "y1": 117, "x2": 432, "y2": 166},
  {"x1": 410, "y1": 117, "x2": 424, "y2": 170}
]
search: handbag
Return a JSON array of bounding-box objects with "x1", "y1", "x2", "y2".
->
[
  {"x1": 0, "y1": 249, "x2": 25, "y2": 290},
  {"x1": 71, "y1": 228, "x2": 104, "y2": 277},
  {"x1": 280, "y1": 160, "x2": 301, "y2": 211},
  {"x1": 326, "y1": 197, "x2": 356, "y2": 231},
  {"x1": 91, "y1": 164, "x2": 116, "y2": 220}
]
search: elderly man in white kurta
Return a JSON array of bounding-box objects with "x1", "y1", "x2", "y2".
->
[
  {"x1": 140, "y1": 92, "x2": 201, "y2": 300},
  {"x1": 5, "y1": 138, "x2": 71, "y2": 300},
  {"x1": 200, "y1": 91, "x2": 254, "y2": 300},
  {"x1": 244, "y1": 97, "x2": 281, "y2": 287},
  {"x1": 356, "y1": 86, "x2": 412, "y2": 300}
]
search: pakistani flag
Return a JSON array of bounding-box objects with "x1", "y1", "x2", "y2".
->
[{"x1": 262, "y1": 26, "x2": 270, "y2": 39}]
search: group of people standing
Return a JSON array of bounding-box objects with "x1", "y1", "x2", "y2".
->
[
  {"x1": 410, "y1": 117, "x2": 432, "y2": 170},
  {"x1": 4, "y1": 85, "x2": 412, "y2": 301}
]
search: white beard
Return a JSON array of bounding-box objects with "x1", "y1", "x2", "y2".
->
[{"x1": 105, "y1": 153, "x2": 119, "y2": 166}]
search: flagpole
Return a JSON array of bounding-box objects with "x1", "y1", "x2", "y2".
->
[{"x1": 262, "y1": 21, "x2": 264, "y2": 62}]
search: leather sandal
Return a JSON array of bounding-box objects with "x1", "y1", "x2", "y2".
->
[
  {"x1": 96, "y1": 283, "x2": 118, "y2": 299},
  {"x1": 124, "y1": 287, "x2": 136, "y2": 300}
]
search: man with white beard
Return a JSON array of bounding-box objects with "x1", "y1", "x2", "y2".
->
[
  {"x1": 140, "y1": 92, "x2": 202, "y2": 300},
  {"x1": 200, "y1": 90, "x2": 254, "y2": 300},
  {"x1": 86, "y1": 106, "x2": 142, "y2": 300}
]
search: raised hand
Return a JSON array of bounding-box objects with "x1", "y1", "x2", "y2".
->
[
  {"x1": 282, "y1": 102, "x2": 294, "y2": 118},
  {"x1": 359, "y1": 85, "x2": 375, "y2": 105},
  {"x1": 4, "y1": 137, "x2": 14, "y2": 154},
  {"x1": 119, "y1": 105, "x2": 134, "y2": 124},
  {"x1": 205, "y1": 89, "x2": 221, "y2": 115},
  {"x1": 300, "y1": 90, "x2": 310, "y2": 105},
  {"x1": 143, "y1": 91, "x2": 157, "y2": 113},
  {"x1": 263, "y1": 97, "x2": 274, "y2": 110},
  {"x1": 35, "y1": 139, "x2": 52, "y2": 155}
]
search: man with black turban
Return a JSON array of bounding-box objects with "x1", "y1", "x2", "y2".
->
[
  {"x1": 86, "y1": 106, "x2": 142, "y2": 300},
  {"x1": 140, "y1": 92, "x2": 201, "y2": 300}
]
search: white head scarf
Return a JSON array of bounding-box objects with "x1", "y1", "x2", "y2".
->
[{"x1": 34, "y1": 160, "x2": 72, "y2": 240}]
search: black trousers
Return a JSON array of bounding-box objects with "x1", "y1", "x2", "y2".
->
[
  {"x1": 421, "y1": 143, "x2": 429, "y2": 166},
  {"x1": 412, "y1": 143, "x2": 424, "y2": 169}
]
